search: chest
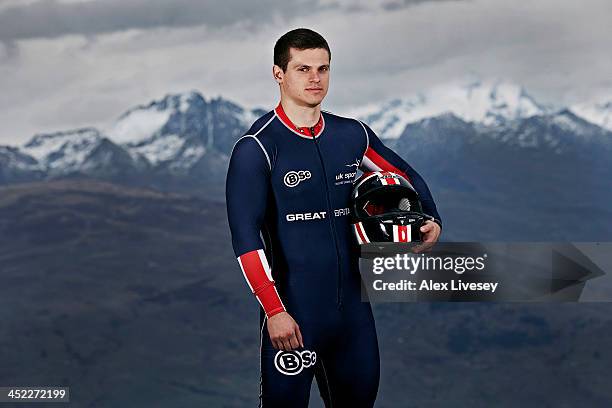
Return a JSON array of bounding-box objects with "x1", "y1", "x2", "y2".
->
[{"x1": 270, "y1": 132, "x2": 365, "y2": 200}]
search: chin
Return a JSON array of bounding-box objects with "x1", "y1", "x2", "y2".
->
[{"x1": 307, "y1": 96, "x2": 325, "y2": 106}]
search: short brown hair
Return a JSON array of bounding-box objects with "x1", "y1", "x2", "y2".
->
[{"x1": 274, "y1": 28, "x2": 331, "y2": 72}]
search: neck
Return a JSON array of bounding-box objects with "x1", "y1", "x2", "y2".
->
[{"x1": 279, "y1": 97, "x2": 321, "y2": 128}]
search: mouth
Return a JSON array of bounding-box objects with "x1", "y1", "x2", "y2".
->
[{"x1": 306, "y1": 88, "x2": 323, "y2": 92}]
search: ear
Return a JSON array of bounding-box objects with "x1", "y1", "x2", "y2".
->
[{"x1": 272, "y1": 65, "x2": 283, "y2": 84}]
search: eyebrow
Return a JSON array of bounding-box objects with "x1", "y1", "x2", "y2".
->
[{"x1": 293, "y1": 63, "x2": 330, "y2": 69}]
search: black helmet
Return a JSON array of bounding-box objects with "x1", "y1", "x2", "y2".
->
[{"x1": 350, "y1": 171, "x2": 432, "y2": 244}]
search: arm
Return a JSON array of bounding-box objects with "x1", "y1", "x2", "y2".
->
[
  {"x1": 226, "y1": 136, "x2": 304, "y2": 350},
  {"x1": 226, "y1": 136, "x2": 285, "y2": 318},
  {"x1": 358, "y1": 121, "x2": 442, "y2": 228}
]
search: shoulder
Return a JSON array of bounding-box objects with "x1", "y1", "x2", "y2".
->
[
  {"x1": 321, "y1": 110, "x2": 359, "y2": 124},
  {"x1": 230, "y1": 135, "x2": 271, "y2": 172},
  {"x1": 231, "y1": 111, "x2": 275, "y2": 168},
  {"x1": 323, "y1": 110, "x2": 369, "y2": 132},
  {"x1": 322, "y1": 110, "x2": 370, "y2": 146},
  {"x1": 244, "y1": 110, "x2": 276, "y2": 137}
]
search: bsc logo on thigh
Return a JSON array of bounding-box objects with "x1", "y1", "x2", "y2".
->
[{"x1": 274, "y1": 350, "x2": 317, "y2": 375}]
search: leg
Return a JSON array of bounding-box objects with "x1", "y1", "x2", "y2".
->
[
  {"x1": 259, "y1": 319, "x2": 318, "y2": 408},
  {"x1": 318, "y1": 307, "x2": 380, "y2": 407}
]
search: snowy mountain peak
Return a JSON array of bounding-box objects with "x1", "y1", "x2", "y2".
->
[
  {"x1": 570, "y1": 98, "x2": 612, "y2": 132},
  {"x1": 102, "y1": 90, "x2": 263, "y2": 168},
  {"x1": 106, "y1": 90, "x2": 206, "y2": 146},
  {"x1": 0, "y1": 145, "x2": 41, "y2": 171},
  {"x1": 22, "y1": 128, "x2": 102, "y2": 162},
  {"x1": 121, "y1": 90, "x2": 205, "y2": 118},
  {"x1": 2, "y1": 86, "x2": 610, "y2": 189},
  {"x1": 471, "y1": 79, "x2": 544, "y2": 122},
  {"x1": 356, "y1": 78, "x2": 548, "y2": 138}
]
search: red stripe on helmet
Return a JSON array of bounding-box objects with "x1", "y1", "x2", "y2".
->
[{"x1": 364, "y1": 147, "x2": 412, "y2": 184}]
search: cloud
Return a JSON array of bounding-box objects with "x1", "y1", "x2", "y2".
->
[
  {"x1": 0, "y1": 0, "x2": 610, "y2": 145},
  {"x1": 315, "y1": 0, "x2": 612, "y2": 109},
  {"x1": 379, "y1": 0, "x2": 461, "y2": 11},
  {"x1": 0, "y1": 0, "x2": 314, "y2": 41},
  {"x1": 0, "y1": 0, "x2": 459, "y2": 42}
]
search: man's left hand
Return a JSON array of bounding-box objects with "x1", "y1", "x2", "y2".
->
[{"x1": 413, "y1": 220, "x2": 441, "y2": 253}]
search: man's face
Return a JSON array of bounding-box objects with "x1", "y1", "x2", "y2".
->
[{"x1": 274, "y1": 47, "x2": 330, "y2": 108}]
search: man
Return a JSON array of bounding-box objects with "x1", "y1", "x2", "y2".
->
[{"x1": 226, "y1": 28, "x2": 441, "y2": 408}]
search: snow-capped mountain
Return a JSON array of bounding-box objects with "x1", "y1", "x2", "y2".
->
[
  {"x1": 0, "y1": 145, "x2": 41, "y2": 171},
  {"x1": 4, "y1": 91, "x2": 262, "y2": 185},
  {"x1": 0, "y1": 84, "x2": 610, "y2": 244},
  {"x1": 22, "y1": 128, "x2": 113, "y2": 176},
  {"x1": 19, "y1": 127, "x2": 151, "y2": 179},
  {"x1": 104, "y1": 91, "x2": 259, "y2": 169},
  {"x1": 393, "y1": 109, "x2": 610, "y2": 158},
  {"x1": 570, "y1": 98, "x2": 612, "y2": 132},
  {"x1": 354, "y1": 79, "x2": 548, "y2": 139},
  {"x1": 0, "y1": 145, "x2": 44, "y2": 184},
  {"x1": 0, "y1": 83, "x2": 610, "y2": 198}
]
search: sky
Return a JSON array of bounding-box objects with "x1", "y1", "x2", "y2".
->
[{"x1": 0, "y1": 0, "x2": 610, "y2": 145}]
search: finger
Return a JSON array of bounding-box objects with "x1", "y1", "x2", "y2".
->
[
  {"x1": 280, "y1": 338, "x2": 289, "y2": 351},
  {"x1": 423, "y1": 231, "x2": 436, "y2": 243},
  {"x1": 411, "y1": 242, "x2": 425, "y2": 253},
  {"x1": 271, "y1": 338, "x2": 280, "y2": 350},
  {"x1": 420, "y1": 242, "x2": 434, "y2": 251},
  {"x1": 420, "y1": 221, "x2": 434, "y2": 232},
  {"x1": 418, "y1": 233, "x2": 434, "y2": 245},
  {"x1": 412, "y1": 245, "x2": 424, "y2": 253},
  {"x1": 289, "y1": 334, "x2": 300, "y2": 350},
  {"x1": 424, "y1": 223, "x2": 440, "y2": 241},
  {"x1": 295, "y1": 326, "x2": 304, "y2": 348},
  {"x1": 413, "y1": 239, "x2": 435, "y2": 253}
]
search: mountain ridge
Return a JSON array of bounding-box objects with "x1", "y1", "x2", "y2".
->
[{"x1": 0, "y1": 82, "x2": 610, "y2": 203}]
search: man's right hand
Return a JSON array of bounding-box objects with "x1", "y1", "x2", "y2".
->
[{"x1": 267, "y1": 311, "x2": 304, "y2": 351}]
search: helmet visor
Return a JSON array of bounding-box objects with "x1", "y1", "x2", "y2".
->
[{"x1": 359, "y1": 187, "x2": 419, "y2": 217}]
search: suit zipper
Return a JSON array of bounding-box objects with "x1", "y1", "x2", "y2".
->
[{"x1": 311, "y1": 126, "x2": 343, "y2": 309}]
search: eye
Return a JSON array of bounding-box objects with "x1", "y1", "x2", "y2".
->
[{"x1": 299, "y1": 67, "x2": 308, "y2": 72}]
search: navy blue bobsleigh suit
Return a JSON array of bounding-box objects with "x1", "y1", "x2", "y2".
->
[{"x1": 226, "y1": 103, "x2": 441, "y2": 407}]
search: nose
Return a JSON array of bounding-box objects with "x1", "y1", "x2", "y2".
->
[{"x1": 309, "y1": 71, "x2": 320, "y2": 83}]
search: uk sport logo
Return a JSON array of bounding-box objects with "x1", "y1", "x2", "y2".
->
[
  {"x1": 274, "y1": 350, "x2": 317, "y2": 375},
  {"x1": 284, "y1": 170, "x2": 311, "y2": 187},
  {"x1": 345, "y1": 158, "x2": 361, "y2": 168}
]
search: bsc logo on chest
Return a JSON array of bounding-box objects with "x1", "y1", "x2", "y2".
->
[{"x1": 283, "y1": 170, "x2": 312, "y2": 187}]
